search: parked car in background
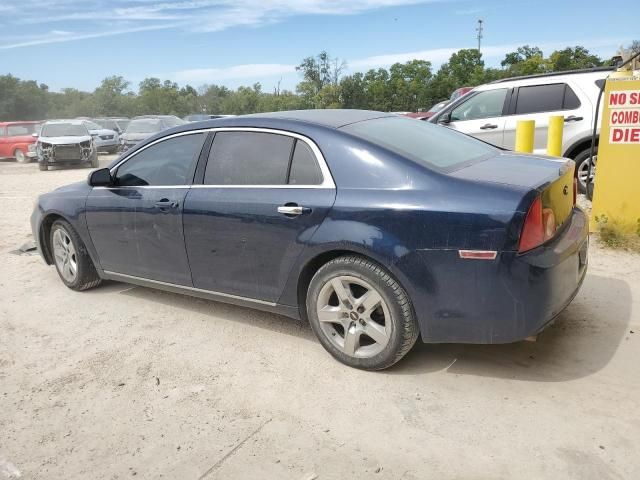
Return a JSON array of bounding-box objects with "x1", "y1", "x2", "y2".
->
[
  {"x1": 430, "y1": 68, "x2": 612, "y2": 192},
  {"x1": 120, "y1": 118, "x2": 170, "y2": 151},
  {"x1": 450, "y1": 86, "x2": 473, "y2": 101},
  {"x1": 31, "y1": 110, "x2": 587, "y2": 370},
  {"x1": 94, "y1": 117, "x2": 130, "y2": 135},
  {"x1": 36, "y1": 120, "x2": 98, "y2": 171},
  {"x1": 79, "y1": 120, "x2": 119, "y2": 154},
  {"x1": 403, "y1": 101, "x2": 450, "y2": 121},
  {"x1": 0, "y1": 121, "x2": 42, "y2": 163},
  {"x1": 133, "y1": 115, "x2": 186, "y2": 128}
]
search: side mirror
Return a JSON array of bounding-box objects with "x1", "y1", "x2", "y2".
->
[
  {"x1": 32, "y1": 132, "x2": 39, "y2": 138},
  {"x1": 88, "y1": 168, "x2": 112, "y2": 187},
  {"x1": 438, "y1": 112, "x2": 452, "y2": 124}
]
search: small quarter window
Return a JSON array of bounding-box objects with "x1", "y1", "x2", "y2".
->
[
  {"x1": 115, "y1": 133, "x2": 205, "y2": 186},
  {"x1": 288, "y1": 140, "x2": 323, "y2": 185}
]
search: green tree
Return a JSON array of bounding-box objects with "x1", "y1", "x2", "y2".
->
[
  {"x1": 501, "y1": 45, "x2": 548, "y2": 76},
  {"x1": 547, "y1": 46, "x2": 602, "y2": 71}
]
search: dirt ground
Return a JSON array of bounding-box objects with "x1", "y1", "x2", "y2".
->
[{"x1": 1, "y1": 156, "x2": 639, "y2": 480}]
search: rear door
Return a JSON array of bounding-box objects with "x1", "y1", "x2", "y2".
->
[
  {"x1": 502, "y1": 83, "x2": 590, "y2": 154},
  {"x1": 86, "y1": 132, "x2": 206, "y2": 285},
  {"x1": 445, "y1": 88, "x2": 509, "y2": 147},
  {"x1": 183, "y1": 129, "x2": 336, "y2": 302}
]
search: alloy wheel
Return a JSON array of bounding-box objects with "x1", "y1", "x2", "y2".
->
[
  {"x1": 577, "y1": 155, "x2": 596, "y2": 190},
  {"x1": 316, "y1": 275, "x2": 391, "y2": 358},
  {"x1": 52, "y1": 228, "x2": 78, "y2": 283}
]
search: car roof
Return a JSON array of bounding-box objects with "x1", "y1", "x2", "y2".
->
[
  {"x1": 43, "y1": 119, "x2": 86, "y2": 125},
  {"x1": 244, "y1": 109, "x2": 395, "y2": 128},
  {"x1": 477, "y1": 67, "x2": 613, "y2": 91},
  {"x1": 0, "y1": 121, "x2": 42, "y2": 126}
]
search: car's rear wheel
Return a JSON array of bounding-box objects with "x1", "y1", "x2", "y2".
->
[
  {"x1": 574, "y1": 148, "x2": 596, "y2": 194},
  {"x1": 306, "y1": 255, "x2": 419, "y2": 370},
  {"x1": 14, "y1": 148, "x2": 29, "y2": 163},
  {"x1": 50, "y1": 219, "x2": 102, "y2": 291}
]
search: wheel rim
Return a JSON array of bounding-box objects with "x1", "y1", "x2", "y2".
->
[
  {"x1": 52, "y1": 228, "x2": 78, "y2": 283},
  {"x1": 15, "y1": 150, "x2": 25, "y2": 162},
  {"x1": 577, "y1": 155, "x2": 596, "y2": 188},
  {"x1": 316, "y1": 275, "x2": 391, "y2": 358}
]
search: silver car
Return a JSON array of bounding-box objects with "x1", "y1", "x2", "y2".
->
[
  {"x1": 80, "y1": 120, "x2": 119, "y2": 154},
  {"x1": 36, "y1": 120, "x2": 98, "y2": 171}
]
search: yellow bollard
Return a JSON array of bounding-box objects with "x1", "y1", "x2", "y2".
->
[
  {"x1": 546, "y1": 116, "x2": 564, "y2": 157},
  {"x1": 514, "y1": 120, "x2": 535, "y2": 153}
]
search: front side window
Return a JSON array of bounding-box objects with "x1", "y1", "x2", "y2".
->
[
  {"x1": 204, "y1": 132, "x2": 294, "y2": 185},
  {"x1": 7, "y1": 124, "x2": 38, "y2": 136},
  {"x1": 450, "y1": 89, "x2": 508, "y2": 121},
  {"x1": 115, "y1": 133, "x2": 205, "y2": 186}
]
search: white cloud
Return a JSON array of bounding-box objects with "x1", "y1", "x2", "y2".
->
[
  {"x1": 0, "y1": 0, "x2": 444, "y2": 48},
  {"x1": 167, "y1": 63, "x2": 297, "y2": 83}
]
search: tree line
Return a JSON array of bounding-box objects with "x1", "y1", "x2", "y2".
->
[{"x1": 0, "y1": 43, "x2": 634, "y2": 122}]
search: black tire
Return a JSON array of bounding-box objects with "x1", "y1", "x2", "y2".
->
[
  {"x1": 49, "y1": 219, "x2": 102, "y2": 291},
  {"x1": 574, "y1": 147, "x2": 596, "y2": 194},
  {"x1": 39, "y1": 162, "x2": 48, "y2": 171},
  {"x1": 306, "y1": 255, "x2": 419, "y2": 370},
  {"x1": 91, "y1": 153, "x2": 99, "y2": 168}
]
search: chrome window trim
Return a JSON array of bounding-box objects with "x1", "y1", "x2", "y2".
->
[
  {"x1": 103, "y1": 270, "x2": 277, "y2": 306},
  {"x1": 107, "y1": 127, "x2": 335, "y2": 190}
]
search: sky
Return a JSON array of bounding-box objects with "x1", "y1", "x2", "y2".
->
[{"x1": 0, "y1": 0, "x2": 637, "y2": 93}]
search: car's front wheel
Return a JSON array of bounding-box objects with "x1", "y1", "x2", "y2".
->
[
  {"x1": 49, "y1": 219, "x2": 102, "y2": 291},
  {"x1": 14, "y1": 148, "x2": 29, "y2": 163},
  {"x1": 306, "y1": 255, "x2": 419, "y2": 370}
]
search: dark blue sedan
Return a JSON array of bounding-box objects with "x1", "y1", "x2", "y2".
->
[{"x1": 31, "y1": 110, "x2": 588, "y2": 370}]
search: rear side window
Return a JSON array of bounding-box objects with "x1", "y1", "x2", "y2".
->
[
  {"x1": 289, "y1": 140, "x2": 323, "y2": 185},
  {"x1": 342, "y1": 116, "x2": 496, "y2": 171},
  {"x1": 515, "y1": 83, "x2": 581, "y2": 114},
  {"x1": 115, "y1": 133, "x2": 205, "y2": 186},
  {"x1": 204, "y1": 132, "x2": 294, "y2": 185}
]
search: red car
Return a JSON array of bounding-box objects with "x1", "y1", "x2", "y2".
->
[{"x1": 0, "y1": 121, "x2": 42, "y2": 163}]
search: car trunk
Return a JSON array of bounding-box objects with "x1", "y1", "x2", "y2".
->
[{"x1": 450, "y1": 151, "x2": 575, "y2": 233}]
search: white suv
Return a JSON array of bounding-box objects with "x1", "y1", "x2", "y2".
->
[{"x1": 429, "y1": 68, "x2": 612, "y2": 192}]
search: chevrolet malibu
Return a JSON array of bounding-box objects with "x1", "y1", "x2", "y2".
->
[{"x1": 31, "y1": 110, "x2": 588, "y2": 370}]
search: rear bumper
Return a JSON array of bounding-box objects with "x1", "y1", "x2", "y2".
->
[{"x1": 415, "y1": 207, "x2": 588, "y2": 344}]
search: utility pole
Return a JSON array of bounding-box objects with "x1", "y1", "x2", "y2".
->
[{"x1": 476, "y1": 19, "x2": 483, "y2": 53}]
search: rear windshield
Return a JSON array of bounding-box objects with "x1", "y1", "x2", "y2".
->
[
  {"x1": 126, "y1": 120, "x2": 162, "y2": 134},
  {"x1": 341, "y1": 116, "x2": 496, "y2": 171},
  {"x1": 41, "y1": 123, "x2": 88, "y2": 137}
]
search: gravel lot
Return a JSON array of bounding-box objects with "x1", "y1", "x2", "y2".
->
[{"x1": 1, "y1": 156, "x2": 639, "y2": 480}]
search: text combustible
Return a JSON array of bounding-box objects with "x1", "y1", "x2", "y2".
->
[{"x1": 608, "y1": 90, "x2": 640, "y2": 145}]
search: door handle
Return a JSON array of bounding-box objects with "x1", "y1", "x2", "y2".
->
[
  {"x1": 564, "y1": 115, "x2": 583, "y2": 122},
  {"x1": 154, "y1": 199, "x2": 179, "y2": 210},
  {"x1": 277, "y1": 205, "x2": 311, "y2": 216},
  {"x1": 480, "y1": 123, "x2": 498, "y2": 130}
]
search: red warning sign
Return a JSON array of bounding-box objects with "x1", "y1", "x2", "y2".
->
[{"x1": 608, "y1": 90, "x2": 640, "y2": 144}]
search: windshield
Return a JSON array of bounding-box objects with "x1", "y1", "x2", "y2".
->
[
  {"x1": 163, "y1": 116, "x2": 186, "y2": 127},
  {"x1": 341, "y1": 116, "x2": 496, "y2": 171},
  {"x1": 7, "y1": 123, "x2": 39, "y2": 136},
  {"x1": 126, "y1": 119, "x2": 162, "y2": 134},
  {"x1": 41, "y1": 123, "x2": 88, "y2": 137},
  {"x1": 83, "y1": 120, "x2": 103, "y2": 130}
]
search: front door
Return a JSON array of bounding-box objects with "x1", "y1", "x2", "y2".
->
[
  {"x1": 184, "y1": 130, "x2": 336, "y2": 302},
  {"x1": 86, "y1": 132, "x2": 207, "y2": 285},
  {"x1": 445, "y1": 88, "x2": 510, "y2": 147}
]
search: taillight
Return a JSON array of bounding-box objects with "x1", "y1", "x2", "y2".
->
[{"x1": 518, "y1": 197, "x2": 557, "y2": 253}]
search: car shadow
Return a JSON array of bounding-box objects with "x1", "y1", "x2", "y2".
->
[
  {"x1": 393, "y1": 274, "x2": 632, "y2": 382},
  {"x1": 98, "y1": 273, "x2": 631, "y2": 382},
  {"x1": 113, "y1": 283, "x2": 317, "y2": 342}
]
